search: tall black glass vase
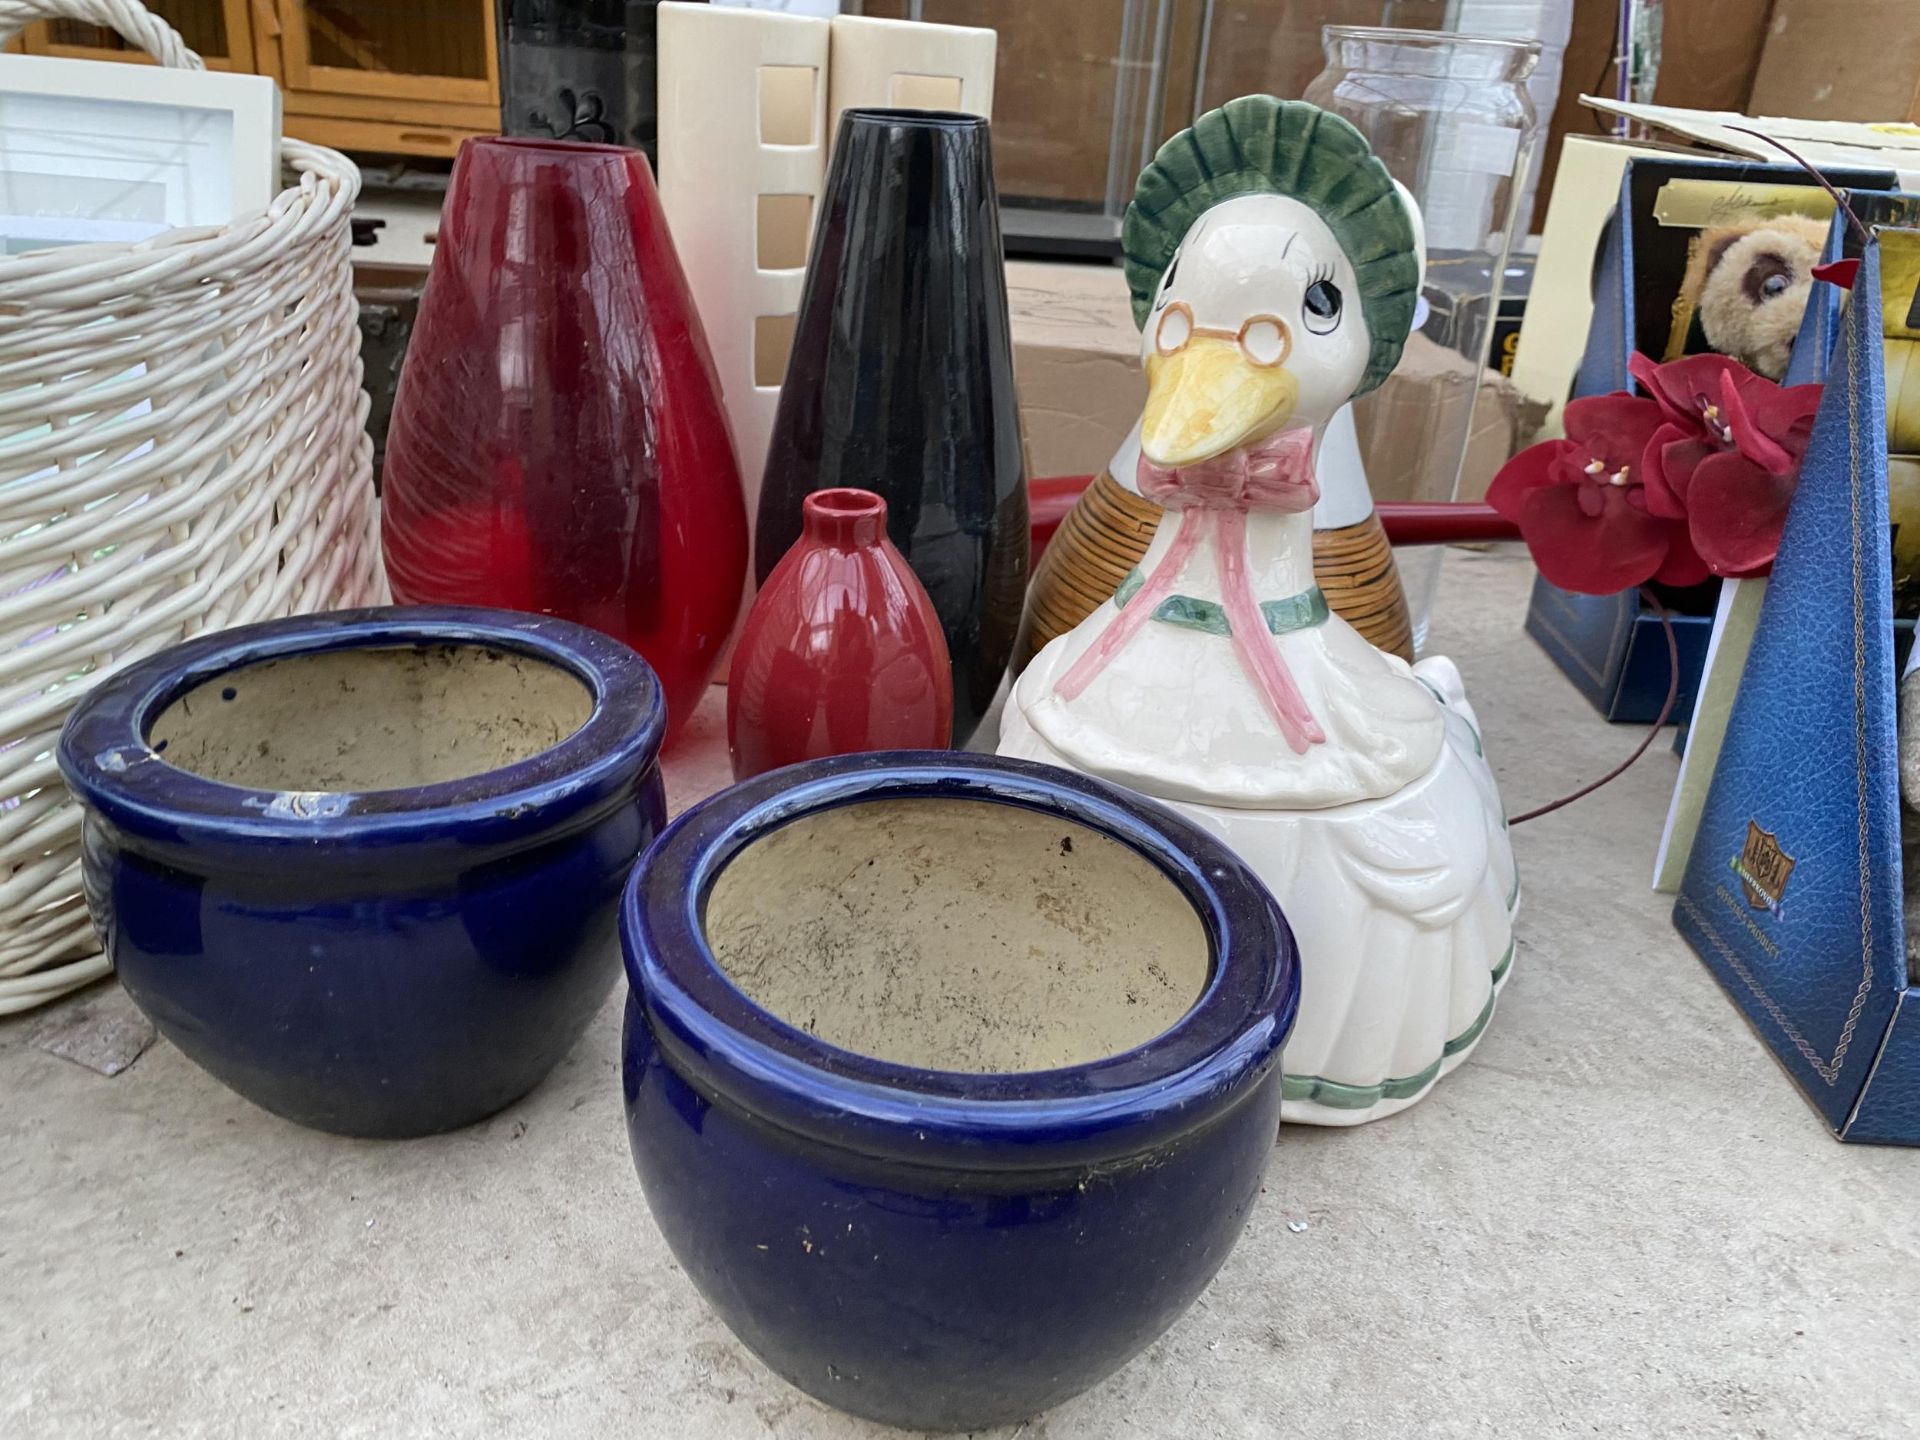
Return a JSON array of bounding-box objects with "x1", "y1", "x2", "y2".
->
[{"x1": 757, "y1": 108, "x2": 1028, "y2": 746}]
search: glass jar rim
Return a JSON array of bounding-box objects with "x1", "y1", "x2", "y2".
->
[{"x1": 1321, "y1": 24, "x2": 1543, "y2": 53}]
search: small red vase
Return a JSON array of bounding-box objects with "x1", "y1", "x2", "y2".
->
[
  {"x1": 381, "y1": 137, "x2": 746, "y2": 739},
  {"x1": 728, "y1": 490, "x2": 952, "y2": 780}
]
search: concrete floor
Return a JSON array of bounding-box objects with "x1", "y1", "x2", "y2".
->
[{"x1": 5, "y1": 549, "x2": 1917, "y2": 1439}]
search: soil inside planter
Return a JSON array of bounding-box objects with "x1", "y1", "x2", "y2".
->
[
  {"x1": 704, "y1": 798, "x2": 1211, "y2": 1074},
  {"x1": 148, "y1": 645, "x2": 592, "y2": 792}
]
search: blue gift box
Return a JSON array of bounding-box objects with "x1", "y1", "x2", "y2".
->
[
  {"x1": 1524, "y1": 155, "x2": 1898, "y2": 723},
  {"x1": 1675, "y1": 228, "x2": 1920, "y2": 1146},
  {"x1": 1523, "y1": 582, "x2": 1714, "y2": 724}
]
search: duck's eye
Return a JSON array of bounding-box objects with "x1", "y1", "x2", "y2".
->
[
  {"x1": 1303, "y1": 279, "x2": 1342, "y2": 335},
  {"x1": 1237, "y1": 315, "x2": 1290, "y2": 368},
  {"x1": 1156, "y1": 302, "x2": 1193, "y2": 355}
]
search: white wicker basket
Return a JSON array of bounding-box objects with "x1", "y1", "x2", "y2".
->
[{"x1": 0, "y1": 0, "x2": 384, "y2": 1012}]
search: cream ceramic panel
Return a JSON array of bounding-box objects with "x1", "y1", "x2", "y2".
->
[
  {"x1": 1508, "y1": 134, "x2": 1665, "y2": 437},
  {"x1": 657, "y1": 1, "x2": 830, "y2": 529},
  {"x1": 825, "y1": 14, "x2": 996, "y2": 150}
]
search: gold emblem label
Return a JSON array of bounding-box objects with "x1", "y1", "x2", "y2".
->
[{"x1": 1731, "y1": 820, "x2": 1796, "y2": 915}]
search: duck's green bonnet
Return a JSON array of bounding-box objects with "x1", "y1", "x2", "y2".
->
[{"x1": 1123, "y1": 96, "x2": 1420, "y2": 397}]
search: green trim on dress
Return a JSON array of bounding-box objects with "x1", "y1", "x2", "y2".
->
[
  {"x1": 1283, "y1": 938, "x2": 1517, "y2": 1110},
  {"x1": 1114, "y1": 568, "x2": 1329, "y2": 638}
]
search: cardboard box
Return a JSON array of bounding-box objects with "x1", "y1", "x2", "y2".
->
[
  {"x1": 1005, "y1": 258, "x2": 1143, "y2": 479},
  {"x1": 1747, "y1": 0, "x2": 1920, "y2": 124},
  {"x1": 1581, "y1": 98, "x2": 1920, "y2": 186},
  {"x1": 1351, "y1": 332, "x2": 1545, "y2": 506}
]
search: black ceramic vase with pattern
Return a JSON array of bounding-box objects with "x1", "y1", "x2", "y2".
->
[{"x1": 755, "y1": 108, "x2": 1027, "y2": 745}]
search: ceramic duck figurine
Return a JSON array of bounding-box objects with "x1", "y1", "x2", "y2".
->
[{"x1": 1000, "y1": 97, "x2": 1518, "y2": 1125}]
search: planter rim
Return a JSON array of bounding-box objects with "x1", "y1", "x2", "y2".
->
[
  {"x1": 57, "y1": 605, "x2": 664, "y2": 853},
  {"x1": 623, "y1": 752, "x2": 1299, "y2": 1168}
]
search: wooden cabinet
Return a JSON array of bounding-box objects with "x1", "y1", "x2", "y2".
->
[
  {"x1": 27, "y1": 0, "x2": 254, "y2": 68},
  {"x1": 14, "y1": 0, "x2": 500, "y2": 159},
  {"x1": 267, "y1": 0, "x2": 501, "y2": 159}
]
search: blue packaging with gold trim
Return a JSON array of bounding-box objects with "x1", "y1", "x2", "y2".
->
[
  {"x1": 1675, "y1": 233, "x2": 1920, "y2": 1146},
  {"x1": 1523, "y1": 580, "x2": 1714, "y2": 723}
]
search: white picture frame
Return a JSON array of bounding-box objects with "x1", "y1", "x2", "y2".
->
[{"x1": 0, "y1": 53, "x2": 280, "y2": 258}]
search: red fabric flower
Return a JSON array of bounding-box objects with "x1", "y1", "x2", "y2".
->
[
  {"x1": 1486, "y1": 391, "x2": 1707, "y2": 595},
  {"x1": 1627, "y1": 352, "x2": 1821, "y2": 577}
]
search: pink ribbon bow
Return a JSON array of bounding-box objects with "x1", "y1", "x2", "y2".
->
[{"x1": 1052, "y1": 430, "x2": 1327, "y2": 754}]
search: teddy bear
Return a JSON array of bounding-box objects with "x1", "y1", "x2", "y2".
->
[{"x1": 1679, "y1": 212, "x2": 1831, "y2": 381}]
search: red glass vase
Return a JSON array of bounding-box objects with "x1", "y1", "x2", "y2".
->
[
  {"x1": 381, "y1": 137, "x2": 746, "y2": 739},
  {"x1": 728, "y1": 490, "x2": 952, "y2": 781}
]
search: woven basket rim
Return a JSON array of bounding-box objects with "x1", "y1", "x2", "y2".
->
[{"x1": 0, "y1": 142, "x2": 363, "y2": 306}]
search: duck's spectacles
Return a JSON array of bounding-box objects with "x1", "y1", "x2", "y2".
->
[{"x1": 1154, "y1": 303, "x2": 1292, "y2": 370}]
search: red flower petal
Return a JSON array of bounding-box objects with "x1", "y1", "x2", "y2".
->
[
  {"x1": 1641, "y1": 424, "x2": 1712, "y2": 519},
  {"x1": 1519, "y1": 481, "x2": 1671, "y2": 595},
  {"x1": 1653, "y1": 520, "x2": 1710, "y2": 587},
  {"x1": 1563, "y1": 391, "x2": 1666, "y2": 470},
  {"x1": 1631, "y1": 352, "x2": 1748, "y2": 432},
  {"x1": 1485, "y1": 439, "x2": 1569, "y2": 523},
  {"x1": 1717, "y1": 371, "x2": 1794, "y2": 474},
  {"x1": 1737, "y1": 374, "x2": 1823, "y2": 455},
  {"x1": 1686, "y1": 450, "x2": 1797, "y2": 576}
]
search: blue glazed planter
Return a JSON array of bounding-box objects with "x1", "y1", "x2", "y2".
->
[
  {"x1": 58, "y1": 606, "x2": 665, "y2": 1139},
  {"x1": 621, "y1": 752, "x2": 1298, "y2": 1431}
]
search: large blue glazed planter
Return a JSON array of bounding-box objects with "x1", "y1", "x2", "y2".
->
[
  {"x1": 58, "y1": 606, "x2": 666, "y2": 1139},
  {"x1": 621, "y1": 752, "x2": 1299, "y2": 1431}
]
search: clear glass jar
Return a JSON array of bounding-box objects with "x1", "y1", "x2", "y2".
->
[{"x1": 1305, "y1": 26, "x2": 1540, "y2": 653}]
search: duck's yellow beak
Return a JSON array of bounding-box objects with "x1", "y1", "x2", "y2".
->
[{"x1": 1140, "y1": 336, "x2": 1299, "y2": 468}]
